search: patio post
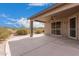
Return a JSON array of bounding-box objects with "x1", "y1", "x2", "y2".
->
[{"x1": 30, "y1": 20, "x2": 33, "y2": 37}]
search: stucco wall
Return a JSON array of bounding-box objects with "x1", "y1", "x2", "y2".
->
[
  {"x1": 77, "y1": 13, "x2": 79, "y2": 40},
  {"x1": 74, "y1": 12, "x2": 79, "y2": 40},
  {"x1": 44, "y1": 21, "x2": 51, "y2": 35},
  {"x1": 61, "y1": 17, "x2": 68, "y2": 37},
  {"x1": 44, "y1": 11, "x2": 79, "y2": 40}
]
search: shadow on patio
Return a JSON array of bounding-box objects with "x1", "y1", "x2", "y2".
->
[{"x1": 8, "y1": 34, "x2": 79, "y2": 56}]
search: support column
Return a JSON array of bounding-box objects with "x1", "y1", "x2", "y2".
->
[{"x1": 30, "y1": 20, "x2": 33, "y2": 37}]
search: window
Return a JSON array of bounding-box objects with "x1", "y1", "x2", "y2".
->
[{"x1": 51, "y1": 22, "x2": 61, "y2": 35}]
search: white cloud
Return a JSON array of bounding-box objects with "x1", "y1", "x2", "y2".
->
[
  {"x1": 6, "y1": 22, "x2": 13, "y2": 24},
  {"x1": 0, "y1": 14, "x2": 44, "y2": 28},
  {"x1": 0, "y1": 14, "x2": 17, "y2": 22},
  {"x1": 28, "y1": 3, "x2": 47, "y2": 6},
  {"x1": 17, "y1": 17, "x2": 44, "y2": 28},
  {"x1": 17, "y1": 17, "x2": 30, "y2": 28},
  {"x1": 25, "y1": 4, "x2": 32, "y2": 10},
  {"x1": 0, "y1": 14, "x2": 8, "y2": 18},
  {"x1": 7, "y1": 18, "x2": 18, "y2": 22},
  {"x1": 33, "y1": 22, "x2": 44, "y2": 28}
]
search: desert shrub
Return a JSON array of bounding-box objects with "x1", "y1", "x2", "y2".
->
[
  {"x1": 34, "y1": 29, "x2": 44, "y2": 34},
  {"x1": 16, "y1": 29, "x2": 28, "y2": 35},
  {"x1": 0, "y1": 28, "x2": 11, "y2": 41}
]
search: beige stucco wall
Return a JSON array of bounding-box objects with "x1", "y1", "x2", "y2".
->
[
  {"x1": 77, "y1": 13, "x2": 79, "y2": 40},
  {"x1": 44, "y1": 11, "x2": 79, "y2": 40},
  {"x1": 60, "y1": 17, "x2": 68, "y2": 37},
  {"x1": 74, "y1": 12, "x2": 79, "y2": 40},
  {"x1": 44, "y1": 21, "x2": 51, "y2": 35}
]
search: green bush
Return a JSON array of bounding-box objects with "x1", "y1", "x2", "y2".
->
[
  {"x1": 16, "y1": 29, "x2": 28, "y2": 35},
  {"x1": 34, "y1": 29, "x2": 44, "y2": 34},
  {"x1": 0, "y1": 28, "x2": 11, "y2": 41}
]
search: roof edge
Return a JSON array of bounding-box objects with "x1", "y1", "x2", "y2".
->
[{"x1": 29, "y1": 3, "x2": 64, "y2": 19}]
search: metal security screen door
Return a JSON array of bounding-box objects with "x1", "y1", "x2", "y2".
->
[{"x1": 69, "y1": 17, "x2": 76, "y2": 39}]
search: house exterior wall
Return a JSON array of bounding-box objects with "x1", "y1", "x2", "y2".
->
[
  {"x1": 44, "y1": 21, "x2": 51, "y2": 35},
  {"x1": 44, "y1": 11, "x2": 79, "y2": 40}
]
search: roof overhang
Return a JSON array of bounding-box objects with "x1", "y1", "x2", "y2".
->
[{"x1": 29, "y1": 3, "x2": 79, "y2": 22}]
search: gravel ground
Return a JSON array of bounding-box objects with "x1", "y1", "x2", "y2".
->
[{"x1": 0, "y1": 41, "x2": 6, "y2": 56}]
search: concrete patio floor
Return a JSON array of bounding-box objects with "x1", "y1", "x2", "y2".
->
[{"x1": 8, "y1": 34, "x2": 79, "y2": 56}]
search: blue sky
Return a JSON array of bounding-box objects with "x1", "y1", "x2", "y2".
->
[{"x1": 0, "y1": 3, "x2": 53, "y2": 28}]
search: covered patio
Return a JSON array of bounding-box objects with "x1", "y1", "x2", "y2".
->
[
  {"x1": 8, "y1": 34, "x2": 79, "y2": 56},
  {"x1": 30, "y1": 4, "x2": 79, "y2": 39}
]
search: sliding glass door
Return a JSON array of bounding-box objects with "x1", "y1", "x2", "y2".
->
[
  {"x1": 69, "y1": 17, "x2": 77, "y2": 39},
  {"x1": 51, "y1": 22, "x2": 61, "y2": 35}
]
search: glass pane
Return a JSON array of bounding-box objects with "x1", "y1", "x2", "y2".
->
[
  {"x1": 70, "y1": 17, "x2": 76, "y2": 37},
  {"x1": 70, "y1": 17, "x2": 76, "y2": 28},
  {"x1": 56, "y1": 22, "x2": 61, "y2": 28},
  {"x1": 51, "y1": 30, "x2": 55, "y2": 34},
  {"x1": 55, "y1": 30, "x2": 61, "y2": 35},
  {"x1": 70, "y1": 30, "x2": 76, "y2": 37},
  {"x1": 51, "y1": 23, "x2": 55, "y2": 28}
]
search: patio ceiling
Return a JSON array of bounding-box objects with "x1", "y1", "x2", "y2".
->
[{"x1": 52, "y1": 5, "x2": 79, "y2": 19}]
